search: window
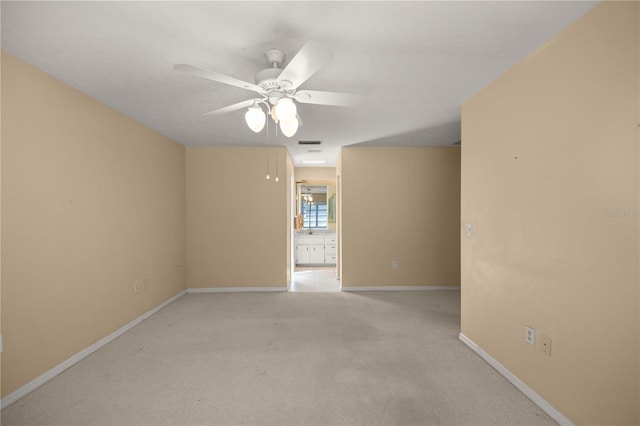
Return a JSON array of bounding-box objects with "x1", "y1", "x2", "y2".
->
[
  {"x1": 302, "y1": 201, "x2": 327, "y2": 228},
  {"x1": 296, "y1": 183, "x2": 336, "y2": 230}
]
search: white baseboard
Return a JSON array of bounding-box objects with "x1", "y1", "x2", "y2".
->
[
  {"x1": 187, "y1": 287, "x2": 287, "y2": 293},
  {"x1": 1, "y1": 290, "x2": 187, "y2": 410},
  {"x1": 458, "y1": 333, "x2": 574, "y2": 426},
  {"x1": 342, "y1": 285, "x2": 460, "y2": 292}
]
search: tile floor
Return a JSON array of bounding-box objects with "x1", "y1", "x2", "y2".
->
[{"x1": 290, "y1": 266, "x2": 341, "y2": 292}]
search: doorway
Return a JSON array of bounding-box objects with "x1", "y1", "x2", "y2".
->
[
  {"x1": 290, "y1": 266, "x2": 340, "y2": 292},
  {"x1": 290, "y1": 178, "x2": 340, "y2": 292}
]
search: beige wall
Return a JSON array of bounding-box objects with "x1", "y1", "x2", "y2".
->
[
  {"x1": 285, "y1": 154, "x2": 294, "y2": 285},
  {"x1": 1, "y1": 51, "x2": 186, "y2": 397},
  {"x1": 460, "y1": 2, "x2": 639, "y2": 425},
  {"x1": 0, "y1": 46, "x2": 4, "y2": 395},
  {"x1": 186, "y1": 146, "x2": 291, "y2": 288},
  {"x1": 341, "y1": 146, "x2": 460, "y2": 287},
  {"x1": 294, "y1": 167, "x2": 336, "y2": 182}
]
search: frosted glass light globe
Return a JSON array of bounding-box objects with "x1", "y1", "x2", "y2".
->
[
  {"x1": 270, "y1": 105, "x2": 279, "y2": 123},
  {"x1": 279, "y1": 117, "x2": 299, "y2": 138},
  {"x1": 245, "y1": 106, "x2": 266, "y2": 133},
  {"x1": 274, "y1": 98, "x2": 297, "y2": 121}
]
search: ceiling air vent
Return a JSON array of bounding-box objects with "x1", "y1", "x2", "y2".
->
[{"x1": 298, "y1": 140, "x2": 322, "y2": 145}]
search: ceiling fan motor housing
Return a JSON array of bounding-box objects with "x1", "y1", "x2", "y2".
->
[
  {"x1": 255, "y1": 67, "x2": 282, "y2": 89},
  {"x1": 265, "y1": 48, "x2": 285, "y2": 66},
  {"x1": 255, "y1": 48, "x2": 294, "y2": 95}
]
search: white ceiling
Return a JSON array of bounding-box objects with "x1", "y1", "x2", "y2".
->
[{"x1": 1, "y1": 1, "x2": 597, "y2": 167}]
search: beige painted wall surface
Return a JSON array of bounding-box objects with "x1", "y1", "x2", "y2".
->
[
  {"x1": 285, "y1": 154, "x2": 294, "y2": 286},
  {"x1": 341, "y1": 147, "x2": 460, "y2": 287},
  {"x1": 294, "y1": 167, "x2": 336, "y2": 182},
  {"x1": 0, "y1": 47, "x2": 3, "y2": 393},
  {"x1": 461, "y1": 2, "x2": 639, "y2": 424},
  {"x1": 186, "y1": 146, "x2": 290, "y2": 288},
  {"x1": 1, "y1": 51, "x2": 186, "y2": 397}
]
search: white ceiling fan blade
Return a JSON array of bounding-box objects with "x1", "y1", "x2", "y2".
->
[
  {"x1": 174, "y1": 64, "x2": 263, "y2": 93},
  {"x1": 202, "y1": 99, "x2": 258, "y2": 116},
  {"x1": 294, "y1": 90, "x2": 365, "y2": 107},
  {"x1": 277, "y1": 41, "x2": 333, "y2": 90}
]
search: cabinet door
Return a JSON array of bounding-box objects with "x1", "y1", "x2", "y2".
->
[
  {"x1": 296, "y1": 245, "x2": 311, "y2": 264},
  {"x1": 324, "y1": 244, "x2": 337, "y2": 264},
  {"x1": 310, "y1": 245, "x2": 325, "y2": 263}
]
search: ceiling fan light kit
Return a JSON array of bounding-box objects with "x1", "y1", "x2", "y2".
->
[
  {"x1": 245, "y1": 105, "x2": 266, "y2": 133},
  {"x1": 280, "y1": 116, "x2": 299, "y2": 138},
  {"x1": 175, "y1": 41, "x2": 364, "y2": 139},
  {"x1": 274, "y1": 98, "x2": 296, "y2": 121}
]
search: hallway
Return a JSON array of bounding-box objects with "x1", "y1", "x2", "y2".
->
[{"x1": 290, "y1": 266, "x2": 340, "y2": 292}]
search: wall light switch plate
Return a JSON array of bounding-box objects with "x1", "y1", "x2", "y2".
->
[
  {"x1": 466, "y1": 224, "x2": 473, "y2": 237},
  {"x1": 526, "y1": 326, "x2": 535, "y2": 345}
]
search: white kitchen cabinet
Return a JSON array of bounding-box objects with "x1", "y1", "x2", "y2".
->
[
  {"x1": 323, "y1": 235, "x2": 337, "y2": 264},
  {"x1": 295, "y1": 233, "x2": 336, "y2": 265},
  {"x1": 309, "y1": 245, "x2": 325, "y2": 263},
  {"x1": 296, "y1": 244, "x2": 311, "y2": 264},
  {"x1": 324, "y1": 242, "x2": 337, "y2": 264}
]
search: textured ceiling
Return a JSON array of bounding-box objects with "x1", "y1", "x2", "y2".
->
[{"x1": 1, "y1": 1, "x2": 597, "y2": 166}]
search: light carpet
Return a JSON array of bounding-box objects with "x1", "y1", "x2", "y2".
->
[{"x1": 1, "y1": 291, "x2": 555, "y2": 425}]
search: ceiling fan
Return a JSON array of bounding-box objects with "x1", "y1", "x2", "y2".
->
[{"x1": 174, "y1": 41, "x2": 365, "y2": 137}]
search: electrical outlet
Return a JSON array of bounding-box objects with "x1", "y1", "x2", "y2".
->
[
  {"x1": 540, "y1": 334, "x2": 551, "y2": 356},
  {"x1": 143, "y1": 278, "x2": 149, "y2": 290},
  {"x1": 134, "y1": 282, "x2": 140, "y2": 293},
  {"x1": 525, "y1": 326, "x2": 535, "y2": 345},
  {"x1": 392, "y1": 260, "x2": 398, "y2": 269},
  {"x1": 176, "y1": 265, "x2": 182, "y2": 273}
]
